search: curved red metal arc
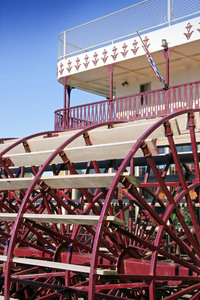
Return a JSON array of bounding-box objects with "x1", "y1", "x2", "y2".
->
[
  {"x1": 88, "y1": 108, "x2": 200, "y2": 300},
  {"x1": 3, "y1": 109, "x2": 200, "y2": 299},
  {"x1": 0, "y1": 131, "x2": 58, "y2": 157},
  {"x1": 3, "y1": 120, "x2": 123, "y2": 300}
]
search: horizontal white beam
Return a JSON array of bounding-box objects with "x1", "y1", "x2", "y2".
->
[
  {"x1": 0, "y1": 172, "x2": 139, "y2": 190},
  {"x1": 0, "y1": 255, "x2": 117, "y2": 276},
  {"x1": 0, "y1": 213, "x2": 126, "y2": 227}
]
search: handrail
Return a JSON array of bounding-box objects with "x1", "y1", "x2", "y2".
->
[
  {"x1": 54, "y1": 81, "x2": 200, "y2": 131},
  {"x1": 58, "y1": 0, "x2": 200, "y2": 60}
]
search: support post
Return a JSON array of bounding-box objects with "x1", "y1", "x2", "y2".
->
[
  {"x1": 107, "y1": 64, "x2": 115, "y2": 99},
  {"x1": 162, "y1": 47, "x2": 174, "y2": 87},
  {"x1": 107, "y1": 64, "x2": 115, "y2": 123},
  {"x1": 63, "y1": 31, "x2": 66, "y2": 58},
  {"x1": 67, "y1": 85, "x2": 73, "y2": 109},
  {"x1": 66, "y1": 85, "x2": 74, "y2": 129},
  {"x1": 62, "y1": 76, "x2": 69, "y2": 130},
  {"x1": 62, "y1": 76, "x2": 69, "y2": 109}
]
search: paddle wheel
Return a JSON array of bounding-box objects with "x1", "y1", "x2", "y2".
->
[
  {"x1": 0, "y1": 109, "x2": 200, "y2": 299},
  {"x1": 1, "y1": 1, "x2": 200, "y2": 298}
]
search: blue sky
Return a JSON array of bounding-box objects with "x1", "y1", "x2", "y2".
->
[{"x1": 0, "y1": 0, "x2": 140, "y2": 138}]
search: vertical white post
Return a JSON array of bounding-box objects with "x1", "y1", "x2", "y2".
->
[
  {"x1": 64, "y1": 31, "x2": 66, "y2": 58},
  {"x1": 168, "y1": 0, "x2": 171, "y2": 26}
]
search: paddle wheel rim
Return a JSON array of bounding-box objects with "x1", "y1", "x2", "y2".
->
[
  {"x1": 1, "y1": 110, "x2": 200, "y2": 299},
  {"x1": 2, "y1": 120, "x2": 122, "y2": 299},
  {"x1": 88, "y1": 109, "x2": 200, "y2": 299},
  {"x1": 0, "y1": 131, "x2": 59, "y2": 257}
]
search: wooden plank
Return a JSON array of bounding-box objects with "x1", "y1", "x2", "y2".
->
[
  {"x1": 0, "y1": 118, "x2": 181, "y2": 168},
  {"x1": 89, "y1": 120, "x2": 162, "y2": 145},
  {"x1": 170, "y1": 119, "x2": 181, "y2": 136},
  {"x1": 3, "y1": 119, "x2": 195, "y2": 170},
  {"x1": 1, "y1": 121, "x2": 148, "y2": 155},
  {"x1": 0, "y1": 172, "x2": 139, "y2": 191},
  {"x1": 0, "y1": 117, "x2": 191, "y2": 164},
  {"x1": 4, "y1": 141, "x2": 137, "y2": 167},
  {"x1": 0, "y1": 132, "x2": 83, "y2": 157},
  {"x1": 175, "y1": 114, "x2": 188, "y2": 132},
  {"x1": 42, "y1": 172, "x2": 139, "y2": 189},
  {"x1": 28, "y1": 134, "x2": 85, "y2": 152},
  {"x1": 0, "y1": 177, "x2": 40, "y2": 190},
  {"x1": 157, "y1": 133, "x2": 200, "y2": 147},
  {"x1": 0, "y1": 214, "x2": 126, "y2": 227},
  {"x1": 175, "y1": 113, "x2": 200, "y2": 133},
  {"x1": 146, "y1": 139, "x2": 160, "y2": 156},
  {"x1": 0, "y1": 255, "x2": 117, "y2": 276},
  {"x1": 0, "y1": 143, "x2": 26, "y2": 155},
  {"x1": 0, "y1": 296, "x2": 16, "y2": 300},
  {"x1": 3, "y1": 136, "x2": 160, "y2": 167},
  {"x1": 0, "y1": 255, "x2": 7, "y2": 262},
  {"x1": 194, "y1": 112, "x2": 200, "y2": 130},
  {"x1": 64, "y1": 141, "x2": 147, "y2": 163},
  {"x1": 5, "y1": 150, "x2": 62, "y2": 167}
]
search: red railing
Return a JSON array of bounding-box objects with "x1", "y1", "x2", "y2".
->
[{"x1": 54, "y1": 81, "x2": 200, "y2": 131}]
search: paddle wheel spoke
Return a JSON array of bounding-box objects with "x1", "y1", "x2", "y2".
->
[
  {"x1": 0, "y1": 112, "x2": 199, "y2": 299},
  {"x1": 87, "y1": 111, "x2": 200, "y2": 299}
]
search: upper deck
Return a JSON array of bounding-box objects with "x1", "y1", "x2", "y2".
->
[
  {"x1": 55, "y1": 0, "x2": 200, "y2": 131},
  {"x1": 57, "y1": 0, "x2": 200, "y2": 95}
]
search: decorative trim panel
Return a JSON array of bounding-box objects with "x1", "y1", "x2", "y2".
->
[{"x1": 57, "y1": 17, "x2": 200, "y2": 81}]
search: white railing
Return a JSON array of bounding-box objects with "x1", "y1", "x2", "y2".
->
[{"x1": 58, "y1": 0, "x2": 200, "y2": 60}]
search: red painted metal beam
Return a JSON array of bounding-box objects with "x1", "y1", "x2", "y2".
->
[
  {"x1": 122, "y1": 258, "x2": 198, "y2": 277},
  {"x1": 88, "y1": 109, "x2": 200, "y2": 299}
]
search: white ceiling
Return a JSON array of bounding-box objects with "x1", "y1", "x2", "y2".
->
[{"x1": 66, "y1": 40, "x2": 200, "y2": 98}]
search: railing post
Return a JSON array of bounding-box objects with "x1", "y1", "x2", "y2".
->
[
  {"x1": 54, "y1": 81, "x2": 199, "y2": 131},
  {"x1": 64, "y1": 31, "x2": 66, "y2": 59},
  {"x1": 168, "y1": 0, "x2": 170, "y2": 26},
  {"x1": 195, "y1": 82, "x2": 200, "y2": 108},
  {"x1": 165, "y1": 87, "x2": 171, "y2": 115}
]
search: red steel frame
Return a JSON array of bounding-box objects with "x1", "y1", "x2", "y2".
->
[
  {"x1": 1, "y1": 109, "x2": 200, "y2": 299},
  {"x1": 88, "y1": 109, "x2": 200, "y2": 299},
  {"x1": 55, "y1": 80, "x2": 200, "y2": 131},
  {"x1": 2, "y1": 121, "x2": 122, "y2": 299}
]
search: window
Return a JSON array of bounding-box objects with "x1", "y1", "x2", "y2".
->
[{"x1": 140, "y1": 82, "x2": 151, "y2": 105}]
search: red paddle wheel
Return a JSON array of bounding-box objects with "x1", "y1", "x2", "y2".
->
[{"x1": 0, "y1": 110, "x2": 199, "y2": 299}]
